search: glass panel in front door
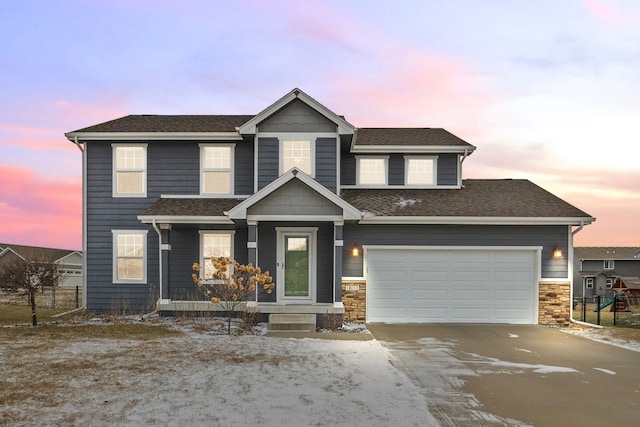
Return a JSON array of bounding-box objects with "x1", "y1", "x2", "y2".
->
[{"x1": 284, "y1": 236, "x2": 309, "y2": 297}]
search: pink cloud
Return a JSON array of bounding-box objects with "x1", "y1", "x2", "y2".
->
[
  {"x1": 583, "y1": 0, "x2": 630, "y2": 25},
  {"x1": 0, "y1": 165, "x2": 81, "y2": 250}
]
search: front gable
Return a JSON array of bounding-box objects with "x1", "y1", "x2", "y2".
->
[
  {"x1": 248, "y1": 179, "x2": 342, "y2": 217},
  {"x1": 258, "y1": 99, "x2": 337, "y2": 133},
  {"x1": 228, "y1": 168, "x2": 361, "y2": 221}
]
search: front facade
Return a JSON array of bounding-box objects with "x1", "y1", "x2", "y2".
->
[
  {"x1": 66, "y1": 88, "x2": 594, "y2": 325},
  {"x1": 574, "y1": 247, "x2": 640, "y2": 299}
]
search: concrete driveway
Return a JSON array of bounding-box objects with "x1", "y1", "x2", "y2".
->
[{"x1": 368, "y1": 324, "x2": 640, "y2": 426}]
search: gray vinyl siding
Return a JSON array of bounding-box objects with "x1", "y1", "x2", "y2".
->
[
  {"x1": 235, "y1": 138, "x2": 254, "y2": 195},
  {"x1": 167, "y1": 225, "x2": 247, "y2": 301},
  {"x1": 257, "y1": 137, "x2": 279, "y2": 190},
  {"x1": 342, "y1": 224, "x2": 569, "y2": 279},
  {"x1": 437, "y1": 153, "x2": 458, "y2": 185},
  {"x1": 85, "y1": 142, "x2": 159, "y2": 312},
  {"x1": 340, "y1": 153, "x2": 459, "y2": 186},
  {"x1": 256, "y1": 222, "x2": 334, "y2": 304},
  {"x1": 315, "y1": 137, "x2": 337, "y2": 192},
  {"x1": 258, "y1": 99, "x2": 337, "y2": 133},
  {"x1": 388, "y1": 154, "x2": 404, "y2": 185}
]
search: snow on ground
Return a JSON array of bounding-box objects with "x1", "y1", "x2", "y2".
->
[
  {"x1": 560, "y1": 327, "x2": 640, "y2": 353},
  {"x1": 1, "y1": 319, "x2": 438, "y2": 427}
]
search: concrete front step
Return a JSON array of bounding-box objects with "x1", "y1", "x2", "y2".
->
[{"x1": 267, "y1": 313, "x2": 316, "y2": 332}]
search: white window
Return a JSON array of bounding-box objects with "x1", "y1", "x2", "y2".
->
[
  {"x1": 113, "y1": 145, "x2": 147, "y2": 197},
  {"x1": 405, "y1": 156, "x2": 437, "y2": 186},
  {"x1": 357, "y1": 157, "x2": 388, "y2": 185},
  {"x1": 200, "y1": 231, "x2": 234, "y2": 281},
  {"x1": 606, "y1": 278, "x2": 613, "y2": 289},
  {"x1": 112, "y1": 230, "x2": 147, "y2": 283},
  {"x1": 201, "y1": 144, "x2": 234, "y2": 195},
  {"x1": 281, "y1": 139, "x2": 313, "y2": 176},
  {"x1": 604, "y1": 260, "x2": 614, "y2": 270},
  {"x1": 585, "y1": 278, "x2": 594, "y2": 289}
]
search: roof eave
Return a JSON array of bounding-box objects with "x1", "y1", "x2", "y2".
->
[
  {"x1": 358, "y1": 216, "x2": 596, "y2": 225},
  {"x1": 138, "y1": 215, "x2": 234, "y2": 224},
  {"x1": 350, "y1": 145, "x2": 476, "y2": 154},
  {"x1": 65, "y1": 132, "x2": 243, "y2": 141}
]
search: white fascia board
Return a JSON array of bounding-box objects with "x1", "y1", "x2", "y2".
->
[
  {"x1": 138, "y1": 215, "x2": 234, "y2": 224},
  {"x1": 237, "y1": 88, "x2": 355, "y2": 135},
  {"x1": 159, "y1": 194, "x2": 249, "y2": 199},
  {"x1": 65, "y1": 132, "x2": 242, "y2": 141},
  {"x1": 341, "y1": 184, "x2": 461, "y2": 190},
  {"x1": 359, "y1": 216, "x2": 596, "y2": 226},
  {"x1": 351, "y1": 145, "x2": 476, "y2": 154},
  {"x1": 227, "y1": 168, "x2": 361, "y2": 220},
  {"x1": 246, "y1": 215, "x2": 345, "y2": 222}
]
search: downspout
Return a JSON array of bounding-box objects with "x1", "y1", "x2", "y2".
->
[
  {"x1": 570, "y1": 221, "x2": 601, "y2": 327},
  {"x1": 72, "y1": 137, "x2": 87, "y2": 309},
  {"x1": 459, "y1": 149, "x2": 469, "y2": 188},
  {"x1": 152, "y1": 220, "x2": 163, "y2": 302}
]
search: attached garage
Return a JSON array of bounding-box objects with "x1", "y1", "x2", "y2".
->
[{"x1": 366, "y1": 247, "x2": 539, "y2": 324}]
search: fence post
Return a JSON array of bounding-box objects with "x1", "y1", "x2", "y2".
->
[
  {"x1": 613, "y1": 293, "x2": 617, "y2": 326},
  {"x1": 582, "y1": 296, "x2": 586, "y2": 322},
  {"x1": 75, "y1": 286, "x2": 79, "y2": 309},
  {"x1": 596, "y1": 295, "x2": 601, "y2": 326}
]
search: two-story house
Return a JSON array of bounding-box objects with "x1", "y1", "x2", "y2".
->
[
  {"x1": 65, "y1": 88, "x2": 594, "y2": 326},
  {"x1": 573, "y1": 247, "x2": 640, "y2": 299}
]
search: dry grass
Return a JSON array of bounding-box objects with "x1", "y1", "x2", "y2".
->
[{"x1": 0, "y1": 303, "x2": 82, "y2": 326}]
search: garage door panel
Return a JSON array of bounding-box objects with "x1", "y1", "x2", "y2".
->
[{"x1": 367, "y1": 248, "x2": 536, "y2": 324}]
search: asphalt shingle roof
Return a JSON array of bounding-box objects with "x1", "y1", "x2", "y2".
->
[
  {"x1": 341, "y1": 179, "x2": 592, "y2": 218},
  {"x1": 574, "y1": 247, "x2": 640, "y2": 260},
  {"x1": 0, "y1": 243, "x2": 77, "y2": 261},
  {"x1": 354, "y1": 128, "x2": 474, "y2": 147},
  {"x1": 141, "y1": 198, "x2": 243, "y2": 217},
  {"x1": 71, "y1": 115, "x2": 255, "y2": 133}
]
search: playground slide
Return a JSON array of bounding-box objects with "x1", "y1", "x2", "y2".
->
[{"x1": 592, "y1": 298, "x2": 616, "y2": 312}]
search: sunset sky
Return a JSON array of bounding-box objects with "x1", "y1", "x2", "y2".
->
[{"x1": 1, "y1": 0, "x2": 639, "y2": 251}]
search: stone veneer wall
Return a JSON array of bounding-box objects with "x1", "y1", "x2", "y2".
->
[
  {"x1": 538, "y1": 281, "x2": 571, "y2": 326},
  {"x1": 341, "y1": 279, "x2": 366, "y2": 323}
]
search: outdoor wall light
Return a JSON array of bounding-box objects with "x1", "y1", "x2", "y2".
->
[
  {"x1": 553, "y1": 245, "x2": 563, "y2": 258},
  {"x1": 351, "y1": 243, "x2": 360, "y2": 257}
]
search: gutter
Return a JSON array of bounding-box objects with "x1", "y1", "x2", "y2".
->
[
  {"x1": 569, "y1": 220, "x2": 601, "y2": 327},
  {"x1": 152, "y1": 220, "x2": 163, "y2": 301},
  {"x1": 72, "y1": 137, "x2": 87, "y2": 309}
]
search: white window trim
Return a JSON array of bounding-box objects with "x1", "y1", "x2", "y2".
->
[
  {"x1": 404, "y1": 155, "x2": 438, "y2": 187},
  {"x1": 279, "y1": 137, "x2": 316, "y2": 177},
  {"x1": 356, "y1": 156, "x2": 389, "y2": 186},
  {"x1": 112, "y1": 230, "x2": 148, "y2": 284},
  {"x1": 200, "y1": 143, "x2": 236, "y2": 196},
  {"x1": 604, "y1": 260, "x2": 614, "y2": 270},
  {"x1": 585, "y1": 277, "x2": 594, "y2": 289},
  {"x1": 199, "y1": 230, "x2": 235, "y2": 282},
  {"x1": 112, "y1": 144, "x2": 148, "y2": 198}
]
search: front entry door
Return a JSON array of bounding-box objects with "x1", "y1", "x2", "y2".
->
[{"x1": 277, "y1": 229, "x2": 316, "y2": 302}]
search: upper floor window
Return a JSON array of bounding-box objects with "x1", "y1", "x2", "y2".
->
[
  {"x1": 281, "y1": 139, "x2": 313, "y2": 176},
  {"x1": 201, "y1": 144, "x2": 234, "y2": 195},
  {"x1": 200, "y1": 231, "x2": 234, "y2": 281},
  {"x1": 113, "y1": 144, "x2": 147, "y2": 197},
  {"x1": 604, "y1": 260, "x2": 614, "y2": 270},
  {"x1": 357, "y1": 156, "x2": 388, "y2": 185},
  {"x1": 112, "y1": 230, "x2": 147, "y2": 283},
  {"x1": 405, "y1": 156, "x2": 437, "y2": 186}
]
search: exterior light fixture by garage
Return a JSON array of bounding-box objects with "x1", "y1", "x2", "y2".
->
[
  {"x1": 351, "y1": 243, "x2": 360, "y2": 257},
  {"x1": 553, "y1": 245, "x2": 563, "y2": 258}
]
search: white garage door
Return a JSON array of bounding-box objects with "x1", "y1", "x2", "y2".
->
[{"x1": 366, "y1": 248, "x2": 537, "y2": 324}]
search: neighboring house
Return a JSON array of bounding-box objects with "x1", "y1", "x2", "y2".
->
[
  {"x1": 65, "y1": 88, "x2": 594, "y2": 326},
  {"x1": 573, "y1": 247, "x2": 640, "y2": 299},
  {"x1": 0, "y1": 243, "x2": 83, "y2": 289}
]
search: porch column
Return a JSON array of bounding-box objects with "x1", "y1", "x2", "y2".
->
[
  {"x1": 334, "y1": 221, "x2": 344, "y2": 306},
  {"x1": 247, "y1": 220, "x2": 258, "y2": 266},
  {"x1": 159, "y1": 224, "x2": 172, "y2": 303}
]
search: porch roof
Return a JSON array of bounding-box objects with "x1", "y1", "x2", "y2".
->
[{"x1": 138, "y1": 197, "x2": 241, "y2": 224}]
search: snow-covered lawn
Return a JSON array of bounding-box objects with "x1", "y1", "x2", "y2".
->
[{"x1": 0, "y1": 319, "x2": 437, "y2": 426}]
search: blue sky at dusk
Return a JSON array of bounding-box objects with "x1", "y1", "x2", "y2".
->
[{"x1": 1, "y1": 0, "x2": 639, "y2": 250}]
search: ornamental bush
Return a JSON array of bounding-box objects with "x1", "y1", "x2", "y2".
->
[{"x1": 192, "y1": 257, "x2": 274, "y2": 334}]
